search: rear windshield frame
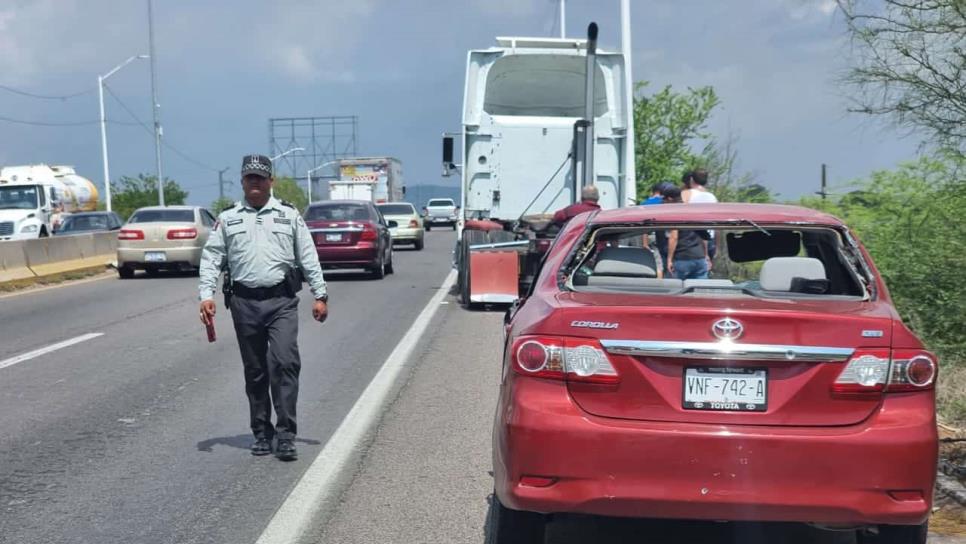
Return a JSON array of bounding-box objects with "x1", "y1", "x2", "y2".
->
[
  {"x1": 304, "y1": 203, "x2": 374, "y2": 222},
  {"x1": 128, "y1": 209, "x2": 196, "y2": 223},
  {"x1": 557, "y1": 222, "x2": 874, "y2": 301}
]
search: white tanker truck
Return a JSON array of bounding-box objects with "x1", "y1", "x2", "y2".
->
[{"x1": 0, "y1": 164, "x2": 99, "y2": 241}]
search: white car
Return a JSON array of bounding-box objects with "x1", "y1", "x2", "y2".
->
[{"x1": 422, "y1": 198, "x2": 458, "y2": 230}]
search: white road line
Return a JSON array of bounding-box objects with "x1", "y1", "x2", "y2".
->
[
  {"x1": 256, "y1": 270, "x2": 457, "y2": 544},
  {"x1": 0, "y1": 333, "x2": 105, "y2": 371}
]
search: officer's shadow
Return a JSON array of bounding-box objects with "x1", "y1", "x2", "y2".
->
[{"x1": 197, "y1": 434, "x2": 322, "y2": 452}]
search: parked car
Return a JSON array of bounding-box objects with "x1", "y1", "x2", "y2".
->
[
  {"x1": 423, "y1": 198, "x2": 458, "y2": 230},
  {"x1": 116, "y1": 206, "x2": 215, "y2": 279},
  {"x1": 492, "y1": 203, "x2": 938, "y2": 544},
  {"x1": 304, "y1": 200, "x2": 394, "y2": 279},
  {"x1": 55, "y1": 211, "x2": 123, "y2": 235},
  {"x1": 377, "y1": 202, "x2": 424, "y2": 250}
]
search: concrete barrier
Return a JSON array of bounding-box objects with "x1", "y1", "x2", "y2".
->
[
  {"x1": 0, "y1": 240, "x2": 36, "y2": 282},
  {"x1": 3, "y1": 233, "x2": 115, "y2": 280}
]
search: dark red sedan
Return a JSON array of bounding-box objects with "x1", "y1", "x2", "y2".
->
[
  {"x1": 492, "y1": 203, "x2": 937, "y2": 544},
  {"x1": 304, "y1": 200, "x2": 394, "y2": 279}
]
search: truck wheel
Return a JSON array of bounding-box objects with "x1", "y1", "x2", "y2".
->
[
  {"x1": 118, "y1": 266, "x2": 134, "y2": 279},
  {"x1": 485, "y1": 494, "x2": 546, "y2": 544},
  {"x1": 39, "y1": 227, "x2": 49, "y2": 238},
  {"x1": 459, "y1": 229, "x2": 488, "y2": 307}
]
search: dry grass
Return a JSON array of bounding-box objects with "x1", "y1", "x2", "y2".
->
[
  {"x1": 0, "y1": 266, "x2": 109, "y2": 293},
  {"x1": 938, "y1": 362, "x2": 966, "y2": 429}
]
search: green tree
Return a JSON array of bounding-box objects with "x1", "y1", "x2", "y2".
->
[
  {"x1": 210, "y1": 196, "x2": 236, "y2": 214},
  {"x1": 633, "y1": 81, "x2": 719, "y2": 194},
  {"x1": 111, "y1": 174, "x2": 188, "y2": 220},
  {"x1": 838, "y1": 0, "x2": 966, "y2": 155},
  {"x1": 273, "y1": 177, "x2": 308, "y2": 212}
]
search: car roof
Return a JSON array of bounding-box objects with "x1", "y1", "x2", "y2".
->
[
  {"x1": 311, "y1": 200, "x2": 371, "y2": 206},
  {"x1": 133, "y1": 205, "x2": 199, "y2": 212},
  {"x1": 590, "y1": 203, "x2": 845, "y2": 227}
]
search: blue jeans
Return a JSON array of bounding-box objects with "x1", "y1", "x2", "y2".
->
[{"x1": 673, "y1": 258, "x2": 708, "y2": 280}]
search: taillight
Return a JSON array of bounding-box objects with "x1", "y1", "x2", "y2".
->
[
  {"x1": 167, "y1": 228, "x2": 198, "y2": 240},
  {"x1": 833, "y1": 348, "x2": 936, "y2": 396},
  {"x1": 888, "y1": 350, "x2": 937, "y2": 391},
  {"x1": 360, "y1": 224, "x2": 377, "y2": 241},
  {"x1": 118, "y1": 229, "x2": 144, "y2": 240},
  {"x1": 511, "y1": 336, "x2": 619, "y2": 384},
  {"x1": 409, "y1": 219, "x2": 419, "y2": 228}
]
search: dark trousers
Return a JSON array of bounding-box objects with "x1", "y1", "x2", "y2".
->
[{"x1": 229, "y1": 295, "x2": 301, "y2": 441}]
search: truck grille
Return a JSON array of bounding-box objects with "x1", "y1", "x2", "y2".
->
[{"x1": 0, "y1": 221, "x2": 13, "y2": 236}]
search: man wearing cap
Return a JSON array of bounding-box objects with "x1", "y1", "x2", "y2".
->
[{"x1": 198, "y1": 154, "x2": 328, "y2": 461}]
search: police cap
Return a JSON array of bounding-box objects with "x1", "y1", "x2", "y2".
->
[{"x1": 241, "y1": 154, "x2": 273, "y2": 179}]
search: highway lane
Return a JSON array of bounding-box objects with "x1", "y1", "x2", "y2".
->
[{"x1": 0, "y1": 230, "x2": 456, "y2": 544}]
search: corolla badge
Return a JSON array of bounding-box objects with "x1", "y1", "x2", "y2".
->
[
  {"x1": 712, "y1": 318, "x2": 744, "y2": 340},
  {"x1": 571, "y1": 320, "x2": 619, "y2": 330}
]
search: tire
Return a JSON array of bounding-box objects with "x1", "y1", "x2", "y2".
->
[
  {"x1": 452, "y1": 222, "x2": 457, "y2": 231},
  {"x1": 414, "y1": 238, "x2": 424, "y2": 251},
  {"x1": 39, "y1": 228, "x2": 49, "y2": 238},
  {"x1": 426, "y1": 224, "x2": 432, "y2": 231},
  {"x1": 145, "y1": 267, "x2": 160, "y2": 277},
  {"x1": 866, "y1": 523, "x2": 928, "y2": 544},
  {"x1": 485, "y1": 494, "x2": 546, "y2": 544},
  {"x1": 459, "y1": 229, "x2": 488, "y2": 307},
  {"x1": 385, "y1": 248, "x2": 394, "y2": 275},
  {"x1": 118, "y1": 266, "x2": 134, "y2": 279},
  {"x1": 370, "y1": 257, "x2": 385, "y2": 280}
]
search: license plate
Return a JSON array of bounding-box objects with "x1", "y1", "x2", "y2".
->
[
  {"x1": 144, "y1": 251, "x2": 166, "y2": 262},
  {"x1": 325, "y1": 233, "x2": 342, "y2": 242},
  {"x1": 683, "y1": 367, "x2": 767, "y2": 412}
]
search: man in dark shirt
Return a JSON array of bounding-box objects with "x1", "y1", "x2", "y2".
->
[{"x1": 552, "y1": 185, "x2": 601, "y2": 226}]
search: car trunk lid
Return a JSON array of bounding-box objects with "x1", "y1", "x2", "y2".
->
[
  {"x1": 307, "y1": 220, "x2": 365, "y2": 246},
  {"x1": 549, "y1": 292, "x2": 893, "y2": 427}
]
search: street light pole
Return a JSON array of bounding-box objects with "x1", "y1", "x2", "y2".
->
[
  {"x1": 218, "y1": 166, "x2": 230, "y2": 202},
  {"x1": 147, "y1": 0, "x2": 164, "y2": 206},
  {"x1": 98, "y1": 54, "x2": 149, "y2": 213},
  {"x1": 270, "y1": 147, "x2": 305, "y2": 162}
]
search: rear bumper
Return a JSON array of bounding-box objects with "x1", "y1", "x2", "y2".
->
[
  {"x1": 390, "y1": 227, "x2": 423, "y2": 242},
  {"x1": 315, "y1": 244, "x2": 379, "y2": 268},
  {"x1": 426, "y1": 216, "x2": 457, "y2": 225},
  {"x1": 117, "y1": 246, "x2": 202, "y2": 268},
  {"x1": 494, "y1": 378, "x2": 937, "y2": 526}
]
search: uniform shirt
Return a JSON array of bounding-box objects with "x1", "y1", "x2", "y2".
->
[
  {"x1": 552, "y1": 200, "x2": 601, "y2": 225},
  {"x1": 198, "y1": 196, "x2": 326, "y2": 301}
]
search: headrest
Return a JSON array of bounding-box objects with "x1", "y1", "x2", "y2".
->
[
  {"x1": 760, "y1": 257, "x2": 826, "y2": 291},
  {"x1": 594, "y1": 246, "x2": 658, "y2": 278}
]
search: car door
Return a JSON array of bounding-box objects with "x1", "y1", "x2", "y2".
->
[{"x1": 374, "y1": 207, "x2": 391, "y2": 259}]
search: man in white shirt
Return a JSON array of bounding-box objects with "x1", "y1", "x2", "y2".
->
[{"x1": 682, "y1": 169, "x2": 719, "y2": 261}]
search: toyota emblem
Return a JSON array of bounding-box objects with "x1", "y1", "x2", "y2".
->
[{"x1": 712, "y1": 318, "x2": 744, "y2": 340}]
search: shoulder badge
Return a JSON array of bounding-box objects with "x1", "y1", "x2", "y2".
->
[{"x1": 278, "y1": 200, "x2": 296, "y2": 210}]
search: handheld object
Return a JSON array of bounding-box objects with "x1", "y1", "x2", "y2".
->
[{"x1": 206, "y1": 320, "x2": 216, "y2": 343}]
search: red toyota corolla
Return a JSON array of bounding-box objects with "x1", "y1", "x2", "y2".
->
[{"x1": 492, "y1": 203, "x2": 937, "y2": 544}]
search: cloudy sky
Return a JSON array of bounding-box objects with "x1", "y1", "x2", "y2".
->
[{"x1": 0, "y1": 0, "x2": 921, "y2": 206}]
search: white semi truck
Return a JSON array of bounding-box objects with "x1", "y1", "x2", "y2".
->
[
  {"x1": 327, "y1": 157, "x2": 405, "y2": 203},
  {"x1": 445, "y1": 24, "x2": 635, "y2": 305},
  {"x1": 0, "y1": 164, "x2": 99, "y2": 241}
]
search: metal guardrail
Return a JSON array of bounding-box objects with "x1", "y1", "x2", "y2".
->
[{"x1": 0, "y1": 232, "x2": 117, "y2": 282}]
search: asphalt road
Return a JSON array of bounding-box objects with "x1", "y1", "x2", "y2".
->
[
  {"x1": 0, "y1": 230, "x2": 456, "y2": 544},
  {"x1": 318, "y1": 295, "x2": 966, "y2": 544}
]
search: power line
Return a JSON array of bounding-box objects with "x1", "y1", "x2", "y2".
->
[
  {"x1": 0, "y1": 114, "x2": 139, "y2": 127},
  {"x1": 103, "y1": 83, "x2": 219, "y2": 174},
  {"x1": 0, "y1": 83, "x2": 95, "y2": 101}
]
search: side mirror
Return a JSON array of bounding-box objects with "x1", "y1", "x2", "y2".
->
[
  {"x1": 442, "y1": 135, "x2": 455, "y2": 177},
  {"x1": 388, "y1": 220, "x2": 399, "y2": 228}
]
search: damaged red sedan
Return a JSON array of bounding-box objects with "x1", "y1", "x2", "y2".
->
[{"x1": 492, "y1": 203, "x2": 938, "y2": 544}]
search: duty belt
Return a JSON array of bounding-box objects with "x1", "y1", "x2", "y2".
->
[{"x1": 232, "y1": 281, "x2": 290, "y2": 300}]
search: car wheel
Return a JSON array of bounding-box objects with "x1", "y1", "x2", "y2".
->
[
  {"x1": 485, "y1": 494, "x2": 546, "y2": 544},
  {"x1": 426, "y1": 224, "x2": 432, "y2": 231},
  {"x1": 370, "y1": 257, "x2": 385, "y2": 280},
  {"x1": 118, "y1": 266, "x2": 135, "y2": 279},
  {"x1": 863, "y1": 523, "x2": 928, "y2": 544},
  {"x1": 414, "y1": 238, "x2": 424, "y2": 250},
  {"x1": 385, "y1": 249, "x2": 394, "y2": 275}
]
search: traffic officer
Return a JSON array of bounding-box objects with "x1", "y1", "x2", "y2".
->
[{"x1": 198, "y1": 154, "x2": 328, "y2": 461}]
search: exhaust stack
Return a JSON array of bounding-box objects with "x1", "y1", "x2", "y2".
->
[{"x1": 582, "y1": 22, "x2": 598, "y2": 189}]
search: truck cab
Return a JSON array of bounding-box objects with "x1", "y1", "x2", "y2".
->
[{"x1": 0, "y1": 182, "x2": 55, "y2": 240}]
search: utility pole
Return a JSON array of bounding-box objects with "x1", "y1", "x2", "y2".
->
[
  {"x1": 819, "y1": 163, "x2": 828, "y2": 201},
  {"x1": 147, "y1": 0, "x2": 165, "y2": 206},
  {"x1": 559, "y1": 0, "x2": 566, "y2": 38},
  {"x1": 218, "y1": 167, "x2": 230, "y2": 202}
]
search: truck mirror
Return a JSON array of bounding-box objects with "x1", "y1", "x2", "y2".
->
[{"x1": 442, "y1": 135, "x2": 455, "y2": 177}]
